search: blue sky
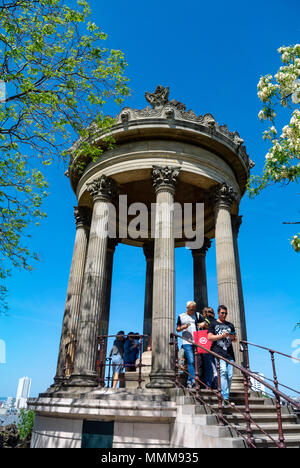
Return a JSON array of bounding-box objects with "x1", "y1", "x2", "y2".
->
[{"x1": 0, "y1": 0, "x2": 299, "y2": 398}]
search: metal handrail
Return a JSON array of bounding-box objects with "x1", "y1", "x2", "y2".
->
[
  {"x1": 172, "y1": 333, "x2": 300, "y2": 410},
  {"x1": 171, "y1": 332, "x2": 300, "y2": 448},
  {"x1": 241, "y1": 340, "x2": 300, "y2": 362}
]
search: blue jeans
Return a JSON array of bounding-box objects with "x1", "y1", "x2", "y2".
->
[
  {"x1": 203, "y1": 354, "x2": 214, "y2": 387},
  {"x1": 183, "y1": 344, "x2": 195, "y2": 385},
  {"x1": 219, "y1": 359, "x2": 234, "y2": 400}
]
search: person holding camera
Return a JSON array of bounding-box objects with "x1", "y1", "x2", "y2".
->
[{"x1": 207, "y1": 305, "x2": 236, "y2": 404}]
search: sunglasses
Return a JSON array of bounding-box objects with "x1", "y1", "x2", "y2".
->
[{"x1": 219, "y1": 312, "x2": 227, "y2": 316}]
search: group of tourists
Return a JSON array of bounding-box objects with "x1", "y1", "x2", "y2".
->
[
  {"x1": 109, "y1": 331, "x2": 140, "y2": 388},
  {"x1": 177, "y1": 301, "x2": 236, "y2": 405},
  {"x1": 109, "y1": 302, "x2": 236, "y2": 404}
]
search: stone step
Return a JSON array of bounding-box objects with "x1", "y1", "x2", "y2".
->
[
  {"x1": 222, "y1": 412, "x2": 298, "y2": 425},
  {"x1": 195, "y1": 404, "x2": 295, "y2": 419},
  {"x1": 253, "y1": 434, "x2": 300, "y2": 448},
  {"x1": 229, "y1": 423, "x2": 300, "y2": 435}
]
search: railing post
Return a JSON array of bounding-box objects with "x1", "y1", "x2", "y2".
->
[
  {"x1": 137, "y1": 336, "x2": 143, "y2": 389},
  {"x1": 242, "y1": 370, "x2": 255, "y2": 448},
  {"x1": 107, "y1": 357, "x2": 112, "y2": 388},
  {"x1": 98, "y1": 337, "x2": 106, "y2": 388},
  {"x1": 242, "y1": 341, "x2": 251, "y2": 390},
  {"x1": 171, "y1": 334, "x2": 180, "y2": 387},
  {"x1": 194, "y1": 346, "x2": 200, "y2": 395},
  {"x1": 217, "y1": 358, "x2": 223, "y2": 420},
  {"x1": 270, "y1": 350, "x2": 286, "y2": 448}
]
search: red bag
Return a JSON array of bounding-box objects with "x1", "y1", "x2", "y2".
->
[{"x1": 193, "y1": 330, "x2": 212, "y2": 354}]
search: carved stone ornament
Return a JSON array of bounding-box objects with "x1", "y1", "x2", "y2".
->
[
  {"x1": 86, "y1": 175, "x2": 118, "y2": 202},
  {"x1": 143, "y1": 242, "x2": 155, "y2": 260},
  {"x1": 191, "y1": 237, "x2": 212, "y2": 256},
  {"x1": 145, "y1": 85, "x2": 170, "y2": 109},
  {"x1": 74, "y1": 206, "x2": 91, "y2": 228},
  {"x1": 152, "y1": 166, "x2": 181, "y2": 192},
  {"x1": 210, "y1": 183, "x2": 238, "y2": 208},
  {"x1": 231, "y1": 215, "x2": 243, "y2": 236}
]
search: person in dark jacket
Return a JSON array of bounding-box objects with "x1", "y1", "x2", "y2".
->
[{"x1": 124, "y1": 332, "x2": 139, "y2": 372}]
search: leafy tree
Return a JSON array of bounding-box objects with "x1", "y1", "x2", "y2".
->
[
  {"x1": 0, "y1": 0, "x2": 129, "y2": 312},
  {"x1": 248, "y1": 44, "x2": 300, "y2": 251},
  {"x1": 17, "y1": 409, "x2": 35, "y2": 441}
]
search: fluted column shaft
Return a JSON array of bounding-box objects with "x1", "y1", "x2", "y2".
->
[
  {"x1": 212, "y1": 184, "x2": 242, "y2": 367},
  {"x1": 98, "y1": 239, "x2": 118, "y2": 338},
  {"x1": 147, "y1": 166, "x2": 180, "y2": 388},
  {"x1": 231, "y1": 215, "x2": 247, "y2": 346},
  {"x1": 70, "y1": 176, "x2": 118, "y2": 386},
  {"x1": 54, "y1": 207, "x2": 90, "y2": 383},
  {"x1": 192, "y1": 238, "x2": 211, "y2": 312},
  {"x1": 143, "y1": 243, "x2": 154, "y2": 351}
]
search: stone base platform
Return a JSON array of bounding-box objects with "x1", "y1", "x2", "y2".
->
[{"x1": 28, "y1": 388, "x2": 246, "y2": 449}]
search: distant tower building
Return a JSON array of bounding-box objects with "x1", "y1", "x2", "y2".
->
[
  {"x1": 6, "y1": 397, "x2": 14, "y2": 409},
  {"x1": 15, "y1": 377, "x2": 32, "y2": 409},
  {"x1": 250, "y1": 372, "x2": 265, "y2": 394}
]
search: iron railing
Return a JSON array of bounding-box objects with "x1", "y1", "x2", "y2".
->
[
  {"x1": 170, "y1": 333, "x2": 300, "y2": 449},
  {"x1": 97, "y1": 334, "x2": 150, "y2": 388}
]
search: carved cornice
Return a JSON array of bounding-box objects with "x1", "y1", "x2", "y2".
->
[
  {"x1": 152, "y1": 165, "x2": 181, "y2": 193},
  {"x1": 231, "y1": 215, "x2": 243, "y2": 236},
  {"x1": 209, "y1": 183, "x2": 238, "y2": 209},
  {"x1": 114, "y1": 86, "x2": 254, "y2": 172},
  {"x1": 86, "y1": 175, "x2": 118, "y2": 202},
  {"x1": 191, "y1": 237, "x2": 212, "y2": 257},
  {"x1": 74, "y1": 206, "x2": 91, "y2": 228}
]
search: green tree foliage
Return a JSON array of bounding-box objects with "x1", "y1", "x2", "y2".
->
[
  {"x1": 247, "y1": 44, "x2": 300, "y2": 252},
  {"x1": 0, "y1": 0, "x2": 129, "y2": 312},
  {"x1": 17, "y1": 409, "x2": 35, "y2": 441}
]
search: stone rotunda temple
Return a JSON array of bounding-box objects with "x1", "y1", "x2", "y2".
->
[{"x1": 29, "y1": 86, "x2": 255, "y2": 448}]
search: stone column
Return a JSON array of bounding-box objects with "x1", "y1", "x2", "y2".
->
[
  {"x1": 143, "y1": 242, "x2": 154, "y2": 351},
  {"x1": 210, "y1": 183, "x2": 243, "y2": 367},
  {"x1": 69, "y1": 175, "x2": 118, "y2": 387},
  {"x1": 98, "y1": 238, "x2": 118, "y2": 339},
  {"x1": 147, "y1": 166, "x2": 181, "y2": 388},
  {"x1": 54, "y1": 206, "x2": 91, "y2": 384},
  {"x1": 191, "y1": 237, "x2": 211, "y2": 312},
  {"x1": 231, "y1": 215, "x2": 247, "y2": 349}
]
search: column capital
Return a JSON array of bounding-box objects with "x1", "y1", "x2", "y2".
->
[
  {"x1": 87, "y1": 175, "x2": 118, "y2": 202},
  {"x1": 143, "y1": 242, "x2": 154, "y2": 260},
  {"x1": 107, "y1": 238, "x2": 118, "y2": 252},
  {"x1": 231, "y1": 214, "x2": 243, "y2": 237},
  {"x1": 209, "y1": 183, "x2": 238, "y2": 210},
  {"x1": 191, "y1": 237, "x2": 212, "y2": 257},
  {"x1": 152, "y1": 165, "x2": 181, "y2": 194},
  {"x1": 74, "y1": 206, "x2": 91, "y2": 229}
]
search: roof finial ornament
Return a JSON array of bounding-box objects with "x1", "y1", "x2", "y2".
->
[{"x1": 145, "y1": 85, "x2": 170, "y2": 109}]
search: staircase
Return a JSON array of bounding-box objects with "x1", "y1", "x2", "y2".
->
[{"x1": 178, "y1": 389, "x2": 300, "y2": 448}]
